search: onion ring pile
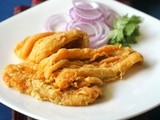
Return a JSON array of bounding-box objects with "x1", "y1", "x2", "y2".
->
[{"x1": 43, "y1": 0, "x2": 119, "y2": 48}]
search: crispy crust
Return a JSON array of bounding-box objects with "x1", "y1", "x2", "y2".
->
[
  {"x1": 2, "y1": 30, "x2": 143, "y2": 106},
  {"x1": 14, "y1": 29, "x2": 89, "y2": 63}
]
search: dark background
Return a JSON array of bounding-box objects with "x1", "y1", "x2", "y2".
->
[
  {"x1": 0, "y1": 0, "x2": 160, "y2": 120},
  {"x1": 131, "y1": 0, "x2": 160, "y2": 19}
]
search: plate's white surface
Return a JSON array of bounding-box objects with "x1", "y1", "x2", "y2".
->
[{"x1": 0, "y1": 0, "x2": 160, "y2": 120}]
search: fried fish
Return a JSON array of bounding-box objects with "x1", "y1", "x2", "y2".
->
[
  {"x1": 2, "y1": 28, "x2": 145, "y2": 106},
  {"x1": 14, "y1": 29, "x2": 89, "y2": 63}
]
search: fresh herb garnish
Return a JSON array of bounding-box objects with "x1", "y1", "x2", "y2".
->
[{"x1": 108, "y1": 14, "x2": 142, "y2": 47}]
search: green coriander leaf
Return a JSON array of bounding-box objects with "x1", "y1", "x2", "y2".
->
[
  {"x1": 116, "y1": 17, "x2": 129, "y2": 29},
  {"x1": 108, "y1": 29, "x2": 118, "y2": 40},
  {"x1": 108, "y1": 14, "x2": 142, "y2": 47},
  {"x1": 130, "y1": 15, "x2": 141, "y2": 23},
  {"x1": 116, "y1": 29, "x2": 124, "y2": 42},
  {"x1": 125, "y1": 23, "x2": 136, "y2": 36},
  {"x1": 126, "y1": 35, "x2": 137, "y2": 44}
]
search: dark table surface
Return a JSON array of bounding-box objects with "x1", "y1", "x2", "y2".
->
[{"x1": 0, "y1": 0, "x2": 160, "y2": 120}]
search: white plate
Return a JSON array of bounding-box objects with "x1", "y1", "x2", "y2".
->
[{"x1": 0, "y1": 0, "x2": 160, "y2": 120}]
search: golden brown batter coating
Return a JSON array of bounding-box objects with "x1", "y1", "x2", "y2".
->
[
  {"x1": 2, "y1": 30, "x2": 144, "y2": 106},
  {"x1": 14, "y1": 29, "x2": 89, "y2": 63},
  {"x1": 14, "y1": 32, "x2": 54, "y2": 60}
]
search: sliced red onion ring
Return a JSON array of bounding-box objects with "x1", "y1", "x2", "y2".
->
[
  {"x1": 42, "y1": 0, "x2": 120, "y2": 49},
  {"x1": 66, "y1": 20, "x2": 110, "y2": 48},
  {"x1": 66, "y1": 20, "x2": 98, "y2": 37},
  {"x1": 90, "y1": 22, "x2": 110, "y2": 48},
  {"x1": 72, "y1": 0, "x2": 100, "y2": 11},
  {"x1": 98, "y1": 22, "x2": 110, "y2": 39},
  {"x1": 42, "y1": 14, "x2": 72, "y2": 32},
  {"x1": 98, "y1": 3, "x2": 120, "y2": 28},
  {"x1": 90, "y1": 37, "x2": 108, "y2": 48},
  {"x1": 69, "y1": 7, "x2": 104, "y2": 22},
  {"x1": 105, "y1": 10, "x2": 120, "y2": 28}
]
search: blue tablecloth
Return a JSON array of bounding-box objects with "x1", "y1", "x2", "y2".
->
[
  {"x1": 0, "y1": 1, "x2": 31, "y2": 120},
  {"x1": 0, "y1": 0, "x2": 160, "y2": 120},
  {"x1": 0, "y1": 0, "x2": 31, "y2": 22}
]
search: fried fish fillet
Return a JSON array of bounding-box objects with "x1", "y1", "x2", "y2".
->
[
  {"x1": 38, "y1": 45, "x2": 143, "y2": 90},
  {"x1": 3, "y1": 63, "x2": 102, "y2": 106},
  {"x1": 3, "y1": 44, "x2": 143, "y2": 106},
  {"x1": 37, "y1": 45, "x2": 121, "y2": 76},
  {"x1": 14, "y1": 29, "x2": 89, "y2": 63},
  {"x1": 14, "y1": 32, "x2": 55, "y2": 60}
]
